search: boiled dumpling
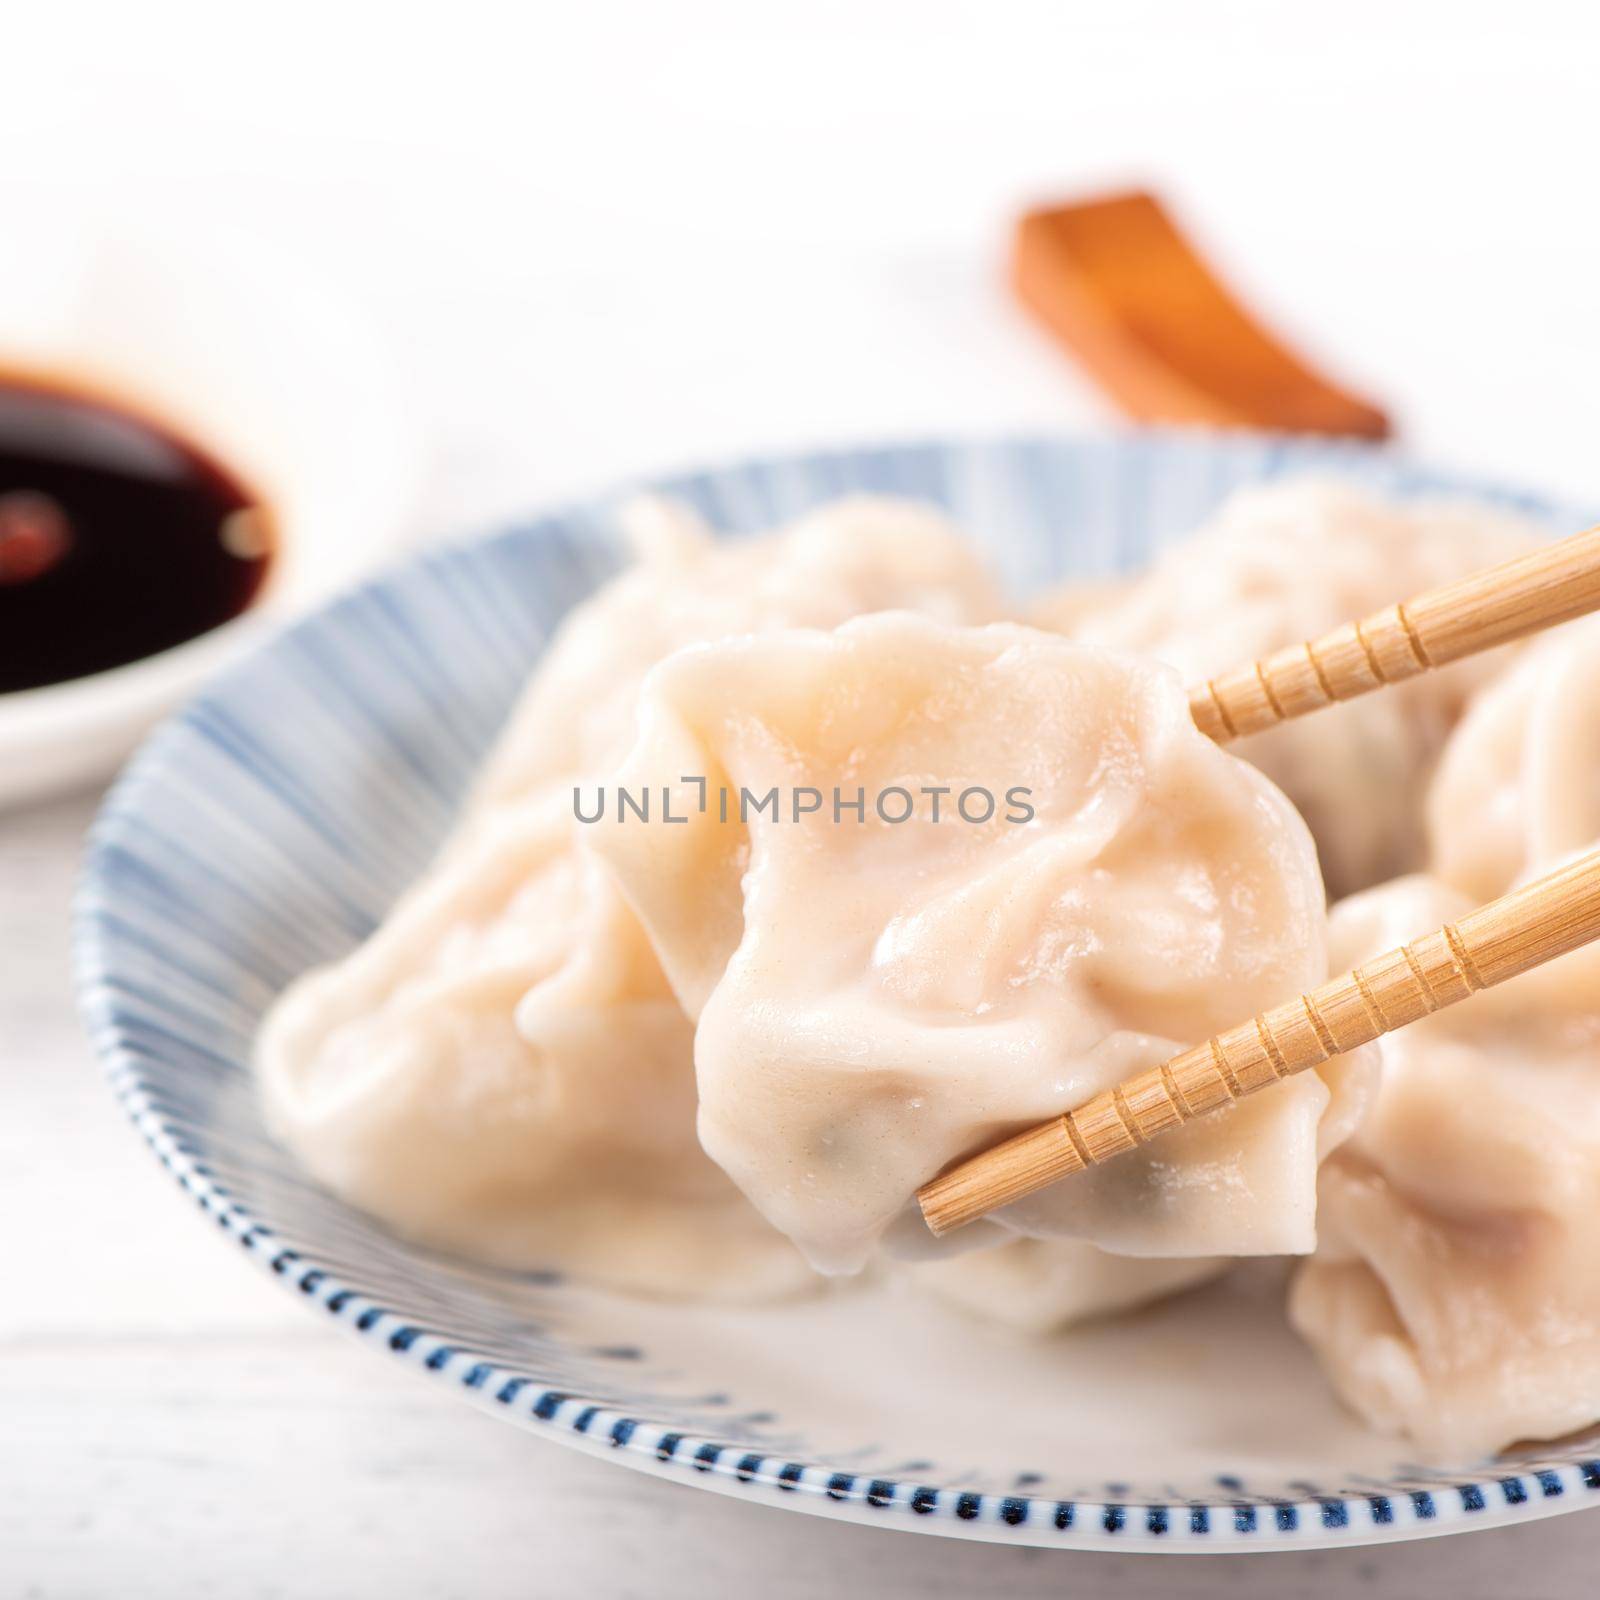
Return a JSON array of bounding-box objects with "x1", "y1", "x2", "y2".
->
[
  {"x1": 1033, "y1": 482, "x2": 1543, "y2": 896},
  {"x1": 1425, "y1": 616, "x2": 1600, "y2": 1011},
  {"x1": 1290, "y1": 873, "x2": 1600, "y2": 1456},
  {"x1": 258, "y1": 791, "x2": 814, "y2": 1297},
  {"x1": 475, "y1": 494, "x2": 1003, "y2": 807},
  {"x1": 592, "y1": 611, "x2": 1356, "y2": 1276},
  {"x1": 259, "y1": 495, "x2": 1005, "y2": 1299},
  {"x1": 1429, "y1": 615, "x2": 1600, "y2": 892}
]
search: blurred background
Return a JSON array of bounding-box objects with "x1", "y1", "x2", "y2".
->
[
  {"x1": 8, "y1": 3, "x2": 1600, "y2": 1594},
  {"x1": 8, "y1": 0, "x2": 1598, "y2": 535}
]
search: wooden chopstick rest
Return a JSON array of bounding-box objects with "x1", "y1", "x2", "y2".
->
[
  {"x1": 1014, "y1": 190, "x2": 1390, "y2": 439},
  {"x1": 918, "y1": 848, "x2": 1600, "y2": 1237},
  {"x1": 1188, "y1": 524, "x2": 1600, "y2": 743}
]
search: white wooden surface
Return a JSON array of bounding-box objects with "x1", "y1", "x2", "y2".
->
[{"x1": 8, "y1": 3, "x2": 1600, "y2": 1594}]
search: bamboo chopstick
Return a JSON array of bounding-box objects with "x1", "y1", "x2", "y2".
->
[
  {"x1": 918, "y1": 848, "x2": 1600, "y2": 1238},
  {"x1": 917, "y1": 525, "x2": 1600, "y2": 1234},
  {"x1": 1187, "y1": 524, "x2": 1600, "y2": 743}
]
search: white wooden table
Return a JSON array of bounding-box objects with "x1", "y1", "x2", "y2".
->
[{"x1": 7, "y1": 3, "x2": 1600, "y2": 1592}]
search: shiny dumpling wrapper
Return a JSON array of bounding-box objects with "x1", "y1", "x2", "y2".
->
[
  {"x1": 1031, "y1": 481, "x2": 1543, "y2": 897},
  {"x1": 1291, "y1": 873, "x2": 1600, "y2": 1457},
  {"x1": 257, "y1": 790, "x2": 814, "y2": 1299},
  {"x1": 592, "y1": 611, "x2": 1362, "y2": 1276}
]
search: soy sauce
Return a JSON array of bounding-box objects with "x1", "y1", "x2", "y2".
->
[{"x1": 0, "y1": 371, "x2": 271, "y2": 693}]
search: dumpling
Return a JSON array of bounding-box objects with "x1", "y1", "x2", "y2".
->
[
  {"x1": 475, "y1": 494, "x2": 1003, "y2": 807},
  {"x1": 259, "y1": 495, "x2": 1007, "y2": 1298},
  {"x1": 1033, "y1": 481, "x2": 1543, "y2": 896},
  {"x1": 1291, "y1": 621, "x2": 1600, "y2": 1454},
  {"x1": 903, "y1": 1239, "x2": 1222, "y2": 1335},
  {"x1": 1429, "y1": 615, "x2": 1600, "y2": 896},
  {"x1": 1425, "y1": 615, "x2": 1600, "y2": 1012},
  {"x1": 592, "y1": 611, "x2": 1352, "y2": 1276},
  {"x1": 258, "y1": 791, "x2": 814, "y2": 1298},
  {"x1": 1290, "y1": 874, "x2": 1600, "y2": 1457}
]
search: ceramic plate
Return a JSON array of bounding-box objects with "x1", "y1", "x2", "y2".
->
[{"x1": 74, "y1": 432, "x2": 1600, "y2": 1551}]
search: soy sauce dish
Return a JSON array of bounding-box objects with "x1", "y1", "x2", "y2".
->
[
  {"x1": 0, "y1": 224, "x2": 409, "y2": 807},
  {"x1": 75, "y1": 434, "x2": 1600, "y2": 1552}
]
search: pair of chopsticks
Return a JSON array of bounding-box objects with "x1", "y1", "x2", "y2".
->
[{"x1": 919, "y1": 525, "x2": 1600, "y2": 1238}]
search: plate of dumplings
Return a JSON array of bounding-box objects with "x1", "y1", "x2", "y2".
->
[{"x1": 75, "y1": 431, "x2": 1600, "y2": 1550}]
